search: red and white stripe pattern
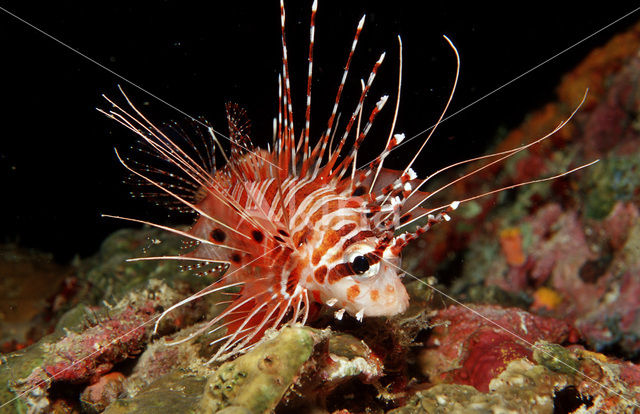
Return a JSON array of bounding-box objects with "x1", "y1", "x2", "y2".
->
[{"x1": 102, "y1": 0, "x2": 593, "y2": 362}]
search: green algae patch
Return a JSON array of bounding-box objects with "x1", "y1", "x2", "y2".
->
[
  {"x1": 0, "y1": 347, "x2": 45, "y2": 414},
  {"x1": 533, "y1": 341, "x2": 580, "y2": 375},
  {"x1": 582, "y1": 155, "x2": 640, "y2": 220},
  {"x1": 199, "y1": 326, "x2": 315, "y2": 414},
  {"x1": 103, "y1": 370, "x2": 207, "y2": 414},
  {"x1": 0, "y1": 331, "x2": 64, "y2": 414},
  {"x1": 390, "y1": 359, "x2": 564, "y2": 414}
]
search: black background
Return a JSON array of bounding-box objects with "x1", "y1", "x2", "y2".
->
[{"x1": 1, "y1": 1, "x2": 637, "y2": 262}]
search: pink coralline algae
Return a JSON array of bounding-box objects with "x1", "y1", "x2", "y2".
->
[
  {"x1": 12, "y1": 299, "x2": 158, "y2": 411},
  {"x1": 400, "y1": 21, "x2": 640, "y2": 410},
  {"x1": 403, "y1": 18, "x2": 640, "y2": 364},
  {"x1": 419, "y1": 305, "x2": 580, "y2": 392},
  {"x1": 3, "y1": 269, "x2": 209, "y2": 412},
  {"x1": 80, "y1": 371, "x2": 126, "y2": 413},
  {"x1": 481, "y1": 201, "x2": 640, "y2": 357},
  {"x1": 40, "y1": 303, "x2": 152, "y2": 384}
]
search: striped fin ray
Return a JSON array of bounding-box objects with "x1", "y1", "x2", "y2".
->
[
  {"x1": 316, "y1": 51, "x2": 387, "y2": 180},
  {"x1": 101, "y1": 94, "x2": 265, "y2": 235},
  {"x1": 307, "y1": 14, "x2": 366, "y2": 177}
]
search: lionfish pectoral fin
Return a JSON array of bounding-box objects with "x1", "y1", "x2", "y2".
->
[
  {"x1": 356, "y1": 167, "x2": 401, "y2": 194},
  {"x1": 208, "y1": 289, "x2": 305, "y2": 361},
  {"x1": 225, "y1": 102, "x2": 253, "y2": 154},
  {"x1": 400, "y1": 189, "x2": 432, "y2": 216}
]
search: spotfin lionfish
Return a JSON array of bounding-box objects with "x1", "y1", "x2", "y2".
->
[{"x1": 100, "y1": 0, "x2": 594, "y2": 363}]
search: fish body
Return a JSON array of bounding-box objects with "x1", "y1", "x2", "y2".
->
[
  {"x1": 161, "y1": 111, "x2": 428, "y2": 360},
  {"x1": 102, "y1": 0, "x2": 448, "y2": 361},
  {"x1": 189, "y1": 150, "x2": 413, "y2": 316},
  {"x1": 102, "y1": 0, "x2": 589, "y2": 362}
]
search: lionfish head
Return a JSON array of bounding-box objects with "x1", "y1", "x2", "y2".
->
[
  {"x1": 297, "y1": 192, "x2": 404, "y2": 318},
  {"x1": 300, "y1": 163, "x2": 441, "y2": 319},
  {"x1": 313, "y1": 231, "x2": 410, "y2": 318}
]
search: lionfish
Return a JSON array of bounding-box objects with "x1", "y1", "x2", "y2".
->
[{"x1": 101, "y1": 0, "x2": 590, "y2": 362}]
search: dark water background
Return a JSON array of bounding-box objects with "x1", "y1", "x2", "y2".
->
[{"x1": 0, "y1": 1, "x2": 637, "y2": 262}]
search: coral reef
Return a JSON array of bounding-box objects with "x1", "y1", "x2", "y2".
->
[
  {"x1": 198, "y1": 326, "x2": 317, "y2": 413},
  {"x1": 419, "y1": 305, "x2": 579, "y2": 392},
  {"x1": 406, "y1": 20, "x2": 640, "y2": 361},
  {"x1": 391, "y1": 350, "x2": 640, "y2": 414},
  {"x1": 2, "y1": 16, "x2": 640, "y2": 414},
  {"x1": 0, "y1": 274, "x2": 209, "y2": 413}
]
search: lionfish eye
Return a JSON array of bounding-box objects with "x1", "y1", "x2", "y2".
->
[
  {"x1": 345, "y1": 243, "x2": 380, "y2": 279},
  {"x1": 351, "y1": 255, "x2": 370, "y2": 274}
]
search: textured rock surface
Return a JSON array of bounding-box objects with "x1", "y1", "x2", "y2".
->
[
  {"x1": 392, "y1": 349, "x2": 640, "y2": 414},
  {"x1": 419, "y1": 305, "x2": 579, "y2": 392},
  {"x1": 198, "y1": 326, "x2": 316, "y2": 414},
  {"x1": 0, "y1": 245, "x2": 76, "y2": 354},
  {"x1": 405, "y1": 21, "x2": 640, "y2": 361},
  {"x1": 103, "y1": 371, "x2": 206, "y2": 414}
]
